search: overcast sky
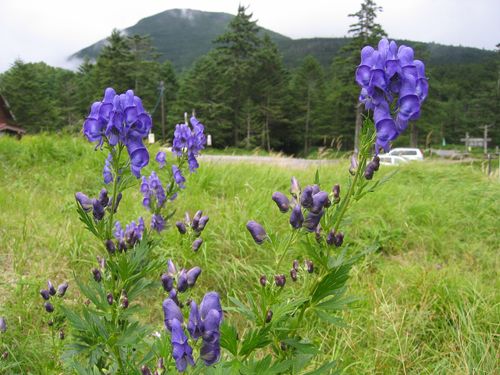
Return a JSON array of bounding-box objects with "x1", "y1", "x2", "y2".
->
[{"x1": 0, "y1": 0, "x2": 499, "y2": 73}]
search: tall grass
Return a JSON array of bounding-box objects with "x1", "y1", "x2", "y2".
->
[{"x1": 0, "y1": 134, "x2": 498, "y2": 373}]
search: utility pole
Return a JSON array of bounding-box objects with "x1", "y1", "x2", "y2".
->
[
  {"x1": 479, "y1": 124, "x2": 492, "y2": 154},
  {"x1": 160, "y1": 81, "x2": 165, "y2": 143}
]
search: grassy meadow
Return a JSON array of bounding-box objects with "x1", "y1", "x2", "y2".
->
[{"x1": 0, "y1": 134, "x2": 498, "y2": 374}]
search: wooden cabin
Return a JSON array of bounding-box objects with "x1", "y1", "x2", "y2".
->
[{"x1": 0, "y1": 95, "x2": 25, "y2": 138}]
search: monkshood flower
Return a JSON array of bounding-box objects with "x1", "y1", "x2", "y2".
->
[
  {"x1": 83, "y1": 88, "x2": 152, "y2": 178},
  {"x1": 246, "y1": 221, "x2": 267, "y2": 244},
  {"x1": 172, "y1": 165, "x2": 186, "y2": 189},
  {"x1": 355, "y1": 38, "x2": 428, "y2": 152},
  {"x1": 151, "y1": 214, "x2": 166, "y2": 232},
  {"x1": 75, "y1": 190, "x2": 113, "y2": 222},
  {"x1": 141, "y1": 171, "x2": 166, "y2": 210},
  {"x1": 172, "y1": 116, "x2": 206, "y2": 173},
  {"x1": 272, "y1": 192, "x2": 290, "y2": 213},
  {"x1": 113, "y1": 218, "x2": 145, "y2": 250},
  {"x1": 156, "y1": 151, "x2": 166, "y2": 168}
]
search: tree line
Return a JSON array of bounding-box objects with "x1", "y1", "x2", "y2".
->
[{"x1": 1, "y1": 2, "x2": 498, "y2": 154}]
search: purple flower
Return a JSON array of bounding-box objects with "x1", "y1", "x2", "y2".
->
[
  {"x1": 304, "y1": 210, "x2": 324, "y2": 232},
  {"x1": 126, "y1": 132, "x2": 149, "y2": 178},
  {"x1": 47, "y1": 281, "x2": 56, "y2": 296},
  {"x1": 162, "y1": 298, "x2": 183, "y2": 331},
  {"x1": 310, "y1": 191, "x2": 330, "y2": 214},
  {"x1": 155, "y1": 151, "x2": 166, "y2": 168},
  {"x1": 151, "y1": 214, "x2": 166, "y2": 232},
  {"x1": 186, "y1": 267, "x2": 202, "y2": 287},
  {"x1": 92, "y1": 199, "x2": 105, "y2": 221},
  {"x1": 57, "y1": 282, "x2": 69, "y2": 297},
  {"x1": 167, "y1": 259, "x2": 177, "y2": 275},
  {"x1": 75, "y1": 192, "x2": 92, "y2": 212},
  {"x1": 161, "y1": 273, "x2": 174, "y2": 292},
  {"x1": 44, "y1": 302, "x2": 54, "y2": 313},
  {"x1": 187, "y1": 301, "x2": 203, "y2": 340},
  {"x1": 290, "y1": 176, "x2": 301, "y2": 198},
  {"x1": 274, "y1": 274, "x2": 286, "y2": 287},
  {"x1": 300, "y1": 186, "x2": 314, "y2": 209},
  {"x1": 198, "y1": 292, "x2": 223, "y2": 365},
  {"x1": 172, "y1": 165, "x2": 185, "y2": 189},
  {"x1": 177, "y1": 270, "x2": 188, "y2": 292},
  {"x1": 172, "y1": 116, "x2": 206, "y2": 173},
  {"x1": 103, "y1": 153, "x2": 113, "y2": 184},
  {"x1": 289, "y1": 205, "x2": 304, "y2": 229},
  {"x1": 272, "y1": 192, "x2": 290, "y2": 213},
  {"x1": 0, "y1": 318, "x2": 6, "y2": 333},
  {"x1": 40, "y1": 289, "x2": 50, "y2": 300},
  {"x1": 192, "y1": 238, "x2": 203, "y2": 252},
  {"x1": 176, "y1": 221, "x2": 187, "y2": 234},
  {"x1": 171, "y1": 318, "x2": 195, "y2": 372},
  {"x1": 246, "y1": 221, "x2": 267, "y2": 245}
]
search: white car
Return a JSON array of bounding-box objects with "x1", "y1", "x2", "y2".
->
[
  {"x1": 378, "y1": 155, "x2": 409, "y2": 166},
  {"x1": 386, "y1": 148, "x2": 424, "y2": 161}
]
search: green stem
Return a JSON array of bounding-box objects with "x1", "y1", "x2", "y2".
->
[{"x1": 275, "y1": 230, "x2": 298, "y2": 272}]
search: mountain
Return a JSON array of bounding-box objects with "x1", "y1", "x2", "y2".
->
[{"x1": 71, "y1": 9, "x2": 496, "y2": 70}]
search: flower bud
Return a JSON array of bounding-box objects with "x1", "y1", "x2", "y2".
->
[
  {"x1": 364, "y1": 163, "x2": 376, "y2": 180},
  {"x1": 175, "y1": 221, "x2": 187, "y2": 234},
  {"x1": 92, "y1": 199, "x2": 105, "y2": 221},
  {"x1": 177, "y1": 270, "x2": 188, "y2": 292},
  {"x1": 315, "y1": 225, "x2": 322, "y2": 243},
  {"x1": 246, "y1": 221, "x2": 267, "y2": 245},
  {"x1": 304, "y1": 210, "x2": 324, "y2": 232},
  {"x1": 97, "y1": 256, "x2": 106, "y2": 269},
  {"x1": 47, "y1": 281, "x2": 56, "y2": 296},
  {"x1": 167, "y1": 259, "x2": 177, "y2": 275},
  {"x1": 192, "y1": 210, "x2": 203, "y2": 230},
  {"x1": 290, "y1": 176, "x2": 301, "y2": 198},
  {"x1": 332, "y1": 184, "x2": 340, "y2": 203},
  {"x1": 161, "y1": 273, "x2": 174, "y2": 292},
  {"x1": 92, "y1": 268, "x2": 102, "y2": 282},
  {"x1": 372, "y1": 155, "x2": 380, "y2": 171},
  {"x1": 141, "y1": 365, "x2": 152, "y2": 375},
  {"x1": 305, "y1": 260, "x2": 314, "y2": 273},
  {"x1": 107, "y1": 293, "x2": 113, "y2": 305},
  {"x1": 121, "y1": 297, "x2": 129, "y2": 309},
  {"x1": 40, "y1": 289, "x2": 50, "y2": 300},
  {"x1": 0, "y1": 317, "x2": 6, "y2": 333},
  {"x1": 105, "y1": 239, "x2": 116, "y2": 254},
  {"x1": 292, "y1": 260, "x2": 299, "y2": 271},
  {"x1": 259, "y1": 275, "x2": 267, "y2": 287},
  {"x1": 113, "y1": 192, "x2": 122, "y2": 213},
  {"x1": 274, "y1": 274, "x2": 286, "y2": 287},
  {"x1": 334, "y1": 232, "x2": 344, "y2": 247},
  {"x1": 311, "y1": 191, "x2": 329, "y2": 214},
  {"x1": 192, "y1": 238, "x2": 203, "y2": 252},
  {"x1": 44, "y1": 302, "x2": 54, "y2": 313},
  {"x1": 272, "y1": 192, "x2": 290, "y2": 213},
  {"x1": 59, "y1": 330, "x2": 65, "y2": 340},
  {"x1": 186, "y1": 267, "x2": 202, "y2": 287},
  {"x1": 98, "y1": 188, "x2": 109, "y2": 207},
  {"x1": 157, "y1": 357, "x2": 165, "y2": 370},
  {"x1": 326, "y1": 229, "x2": 335, "y2": 245},
  {"x1": 75, "y1": 192, "x2": 92, "y2": 211},
  {"x1": 265, "y1": 309, "x2": 273, "y2": 323},
  {"x1": 289, "y1": 205, "x2": 304, "y2": 229},
  {"x1": 349, "y1": 154, "x2": 358, "y2": 176},
  {"x1": 196, "y1": 216, "x2": 209, "y2": 232},
  {"x1": 290, "y1": 268, "x2": 298, "y2": 282},
  {"x1": 57, "y1": 282, "x2": 69, "y2": 297}
]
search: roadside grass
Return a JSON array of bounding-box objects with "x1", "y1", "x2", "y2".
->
[{"x1": 0, "y1": 134, "x2": 498, "y2": 373}]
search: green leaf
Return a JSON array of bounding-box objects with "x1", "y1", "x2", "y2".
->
[
  {"x1": 310, "y1": 264, "x2": 352, "y2": 305},
  {"x1": 220, "y1": 321, "x2": 239, "y2": 356},
  {"x1": 282, "y1": 338, "x2": 319, "y2": 355},
  {"x1": 314, "y1": 169, "x2": 320, "y2": 185},
  {"x1": 239, "y1": 327, "x2": 271, "y2": 357}
]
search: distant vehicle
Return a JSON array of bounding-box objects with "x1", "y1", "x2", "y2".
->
[
  {"x1": 378, "y1": 155, "x2": 409, "y2": 166},
  {"x1": 386, "y1": 148, "x2": 424, "y2": 161}
]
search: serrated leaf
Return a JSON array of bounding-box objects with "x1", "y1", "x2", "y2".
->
[
  {"x1": 310, "y1": 264, "x2": 351, "y2": 304},
  {"x1": 219, "y1": 321, "x2": 239, "y2": 356},
  {"x1": 282, "y1": 338, "x2": 319, "y2": 355},
  {"x1": 239, "y1": 327, "x2": 271, "y2": 357}
]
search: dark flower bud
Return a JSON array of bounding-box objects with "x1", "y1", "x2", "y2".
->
[
  {"x1": 44, "y1": 302, "x2": 54, "y2": 313},
  {"x1": 107, "y1": 293, "x2": 113, "y2": 305},
  {"x1": 349, "y1": 154, "x2": 358, "y2": 176},
  {"x1": 175, "y1": 221, "x2": 187, "y2": 234},
  {"x1": 332, "y1": 184, "x2": 340, "y2": 203},
  {"x1": 186, "y1": 267, "x2": 202, "y2": 287},
  {"x1": 121, "y1": 297, "x2": 129, "y2": 309},
  {"x1": 290, "y1": 176, "x2": 301, "y2": 198},
  {"x1": 177, "y1": 270, "x2": 188, "y2": 292},
  {"x1": 272, "y1": 192, "x2": 290, "y2": 213},
  {"x1": 274, "y1": 274, "x2": 286, "y2": 287},
  {"x1": 167, "y1": 259, "x2": 177, "y2": 275},
  {"x1": 57, "y1": 282, "x2": 68, "y2": 297},
  {"x1": 98, "y1": 188, "x2": 109, "y2": 207},
  {"x1": 289, "y1": 204, "x2": 304, "y2": 229},
  {"x1": 192, "y1": 238, "x2": 203, "y2": 252},
  {"x1": 92, "y1": 268, "x2": 102, "y2": 282},
  {"x1": 59, "y1": 330, "x2": 65, "y2": 340},
  {"x1": 161, "y1": 273, "x2": 174, "y2": 292},
  {"x1": 364, "y1": 163, "x2": 376, "y2": 180},
  {"x1": 141, "y1": 365, "x2": 152, "y2": 375},
  {"x1": 372, "y1": 155, "x2": 380, "y2": 171},
  {"x1": 280, "y1": 341, "x2": 288, "y2": 351},
  {"x1": 1, "y1": 351, "x2": 8, "y2": 359},
  {"x1": 118, "y1": 240, "x2": 127, "y2": 252},
  {"x1": 311, "y1": 191, "x2": 330, "y2": 214},
  {"x1": 113, "y1": 192, "x2": 122, "y2": 213},
  {"x1": 246, "y1": 221, "x2": 267, "y2": 245},
  {"x1": 92, "y1": 199, "x2": 105, "y2": 221},
  {"x1": 105, "y1": 239, "x2": 116, "y2": 254},
  {"x1": 265, "y1": 309, "x2": 273, "y2": 323},
  {"x1": 326, "y1": 229, "x2": 335, "y2": 245},
  {"x1": 157, "y1": 357, "x2": 165, "y2": 370},
  {"x1": 292, "y1": 260, "x2": 299, "y2": 271},
  {"x1": 315, "y1": 225, "x2": 323, "y2": 243},
  {"x1": 290, "y1": 268, "x2": 298, "y2": 282},
  {"x1": 192, "y1": 210, "x2": 203, "y2": 230},
  {"x1": 304, "y1": 210, "x2": 324, "y2": 232},
  {"x1": 97, "y1": 256, "x2": 106, "y2": 269},
  {"x1": 0, "y1": 317, "x2": 6, "y2": 333},
  {"x1": 305, "y1": 260, "x2": 314, "y2": 273},
  {"x1": 48, "y1": 320, "x2": 53, "y2": 327},
  {"x1": 334, "y1": 232, "x2": 344, "y2": 247},
  {"x1": 197, "y1": 216, "x2": 209, "y2": 232},
  {"x1": 300, "y1": 186, "x2": 314, "y2": 208},
  {"x1": 75, "y1": 192, "x2": 92, "y2": 211},
  {"x1": 47, "y1": 281, "x2": 56, "y2": 296},
  {"x1": 40, "y1": 289, "x2": 50, "y2": 300},
  {"x1": 259, "y1": 275, "x2": 267, "y2": 287}
]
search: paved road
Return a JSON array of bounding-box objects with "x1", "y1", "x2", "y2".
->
[{"x1": 198, "y1": 154, "x2": 342, "y2": 168}]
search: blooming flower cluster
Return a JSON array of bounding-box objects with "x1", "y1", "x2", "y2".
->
[
  {"x1": 110, "y1": 218, "x2": 145, "y2": 252},
  {"x1": 355, "y1": 38, "x2": 428, "y2": 151},
  {"x1": 40, "y1": 280, "x2": 68, "y2": 314},
  {"x1": 162, "y1": 292, "x2": 223, "y2": 372},
  {"x1": 176, "y1": 210, "x2": 209, "y2": 251},
  {"x1": 172, "y1": 116, "x2": 206, "y2": 172},
  {"x1": 161, "y1": 259, "x2": 202, "y2": 299},
  {"x1": 83, "y1": 88, "x2": 152, "y2": 178},
  {"x1": 75, "y1": 189, "x2": 120, "y2": 221}
]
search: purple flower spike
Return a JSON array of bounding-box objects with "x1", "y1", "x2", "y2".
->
[
  {"x1": 156, "y1": 151, "x2": 166, "y2": 168},
  {"x1": 162, "y1": 298, "x2": 183, "y2": 331},
  {"x1": 272, "y1": 192, "x2": 290, "y2": 213},
  {"x1": 187, "y1": 267, "x2": 202, "y2": 287},
  {"x1": 246, "y1": 221, "x2": 267, "y2": 245},
  {"x1": 151, "y1": 214, "x2": 166, "y2": 233},
  {"x1": 289, "y1": 205, "x2": 304, "y2": 229},
  {"x1": 171, "y1": 318, "x2": 195, "y2": 372}
]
